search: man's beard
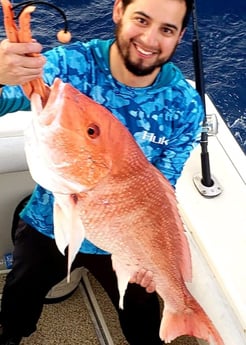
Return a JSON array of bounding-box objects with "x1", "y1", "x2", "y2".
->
[{"x1": 115, "y1": 24, "x2": 177, "y2": 77}]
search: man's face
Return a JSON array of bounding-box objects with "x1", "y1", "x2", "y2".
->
[{"x1": 113, "y1": 0, "x2": 186, "y2": 76}]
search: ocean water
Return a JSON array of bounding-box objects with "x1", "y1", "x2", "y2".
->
[{"x1": 0, "y1": 0, "x2": 245, "y2": 153}]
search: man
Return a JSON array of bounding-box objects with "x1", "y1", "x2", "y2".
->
[{"x1": 0, "y1": 0, "x2": 203, "y2": 344}]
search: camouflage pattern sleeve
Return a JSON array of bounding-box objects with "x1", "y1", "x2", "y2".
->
[
  {"x1": 0, "y1": 85, "x2": 30, "y2": 115},
  {"x1": 152, "y1": 90, "x2": 204, "y2": 186}
]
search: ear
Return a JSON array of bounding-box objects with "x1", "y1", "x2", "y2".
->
[{"x1": 112, "y1": 0, "x2": 124, "y2": 24}]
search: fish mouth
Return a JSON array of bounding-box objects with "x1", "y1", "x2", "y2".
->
[
  {"x1": 31, "y1": 78, "x2": 66, "y2": 126},
  {"x1": 31, "y1": 92, "x2": 43, "y2": 116}
]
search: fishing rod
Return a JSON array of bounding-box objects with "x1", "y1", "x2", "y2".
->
[{"x1": 191, "y1": 0, "x2": 222, "y2": 197}]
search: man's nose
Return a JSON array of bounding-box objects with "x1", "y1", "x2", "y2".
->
[{"x1": 142, "y1": 25, "x2": 159, "y2": 47}]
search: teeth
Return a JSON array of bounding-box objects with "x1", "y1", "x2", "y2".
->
[{"x1": 136, "y1": 45, "x2": 153, "y2": 56}]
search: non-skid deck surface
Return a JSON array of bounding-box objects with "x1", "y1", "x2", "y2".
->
[{"x1": 0, "y1": 272, "x2": 198, "y2": 345}]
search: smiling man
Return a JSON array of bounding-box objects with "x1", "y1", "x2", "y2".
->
[
  {"x1": 0, "y1": 0, "x2": 203, "y2": 344},
  {"x1": 111, "y1": 0, "x2": 187, "y2": 83}
]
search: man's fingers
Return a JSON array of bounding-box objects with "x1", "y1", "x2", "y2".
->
[
  {"x1": 129, "y1": 269, "x2": 156, "y2": 293},
  {"x1": 0, "y1": 39, "x2": 46, "y2": 85},
  {"x1": 1, "y1": 39, "x2": 43, "y2": 55},
  {"x1": 145, "y1": 281, "x2": 156, "y2": 293},
  {"x1": 136, "y1": 269, "x2": 153, "y2": 286}
]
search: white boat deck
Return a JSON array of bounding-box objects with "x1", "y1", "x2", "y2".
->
[
  {"x1": 0, "y1": 111, "x2": 31, "y2": 174},
  {"x1": 176, "y1": 94, "x2": 246, "y2": 345},
  {"x1": 0, "y1": 98, "x2": 245, "y2": 345}
]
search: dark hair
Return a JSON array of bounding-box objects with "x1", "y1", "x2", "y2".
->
[{"x1": 121, "y1": 0, "x2": 194, "y2": 30}]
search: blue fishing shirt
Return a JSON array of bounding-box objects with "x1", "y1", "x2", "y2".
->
[{"x1": 0, "y1": 39, "x2": 204, "y2": 254}]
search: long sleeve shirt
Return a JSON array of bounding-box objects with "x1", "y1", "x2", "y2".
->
[{"x1": 0, "y1": 39, "x2": 204, "y2": 254}]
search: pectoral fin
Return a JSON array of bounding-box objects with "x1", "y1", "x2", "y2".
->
[
  {"x1": 53, "y1": 193, "x2": 85, "y2": 281},
  {"x1": 111, "y1": 255, "x2": 132, "y2": 309}
]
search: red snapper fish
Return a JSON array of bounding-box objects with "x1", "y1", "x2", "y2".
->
[{"x1": 25, "y1": 78, "x2": 224, "y2": 345}]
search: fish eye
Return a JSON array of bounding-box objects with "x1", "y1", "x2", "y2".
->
[{"x1": 87, "y1": 124, "x2": 100, "y2": 138}]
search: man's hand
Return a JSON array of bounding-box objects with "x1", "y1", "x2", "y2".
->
[
  {"x1": 0, "y1": 39, "x2": 46, "y2": 86},
  {"x1": 129, "y1": 269, "x2": 156, "y2": 293}
]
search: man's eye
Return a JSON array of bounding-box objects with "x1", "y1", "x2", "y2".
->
[
  {"x1": 136, "y1": 17, "x2": 147, "y2": 25},
  {"x1": 162, "y1": 27, "x2": 173, "y2": 35}
]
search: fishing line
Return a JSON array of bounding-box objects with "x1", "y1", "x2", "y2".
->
[{"x1": 11, "y1": 0, "x2": 71, "y2": 43}]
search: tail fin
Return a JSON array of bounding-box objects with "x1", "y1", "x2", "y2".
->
[{"x1": 159, "y1": 296, "x2": 224, "y2": 345}]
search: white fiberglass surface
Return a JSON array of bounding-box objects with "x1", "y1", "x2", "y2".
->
[{"x1": 176, "y1": 101, "x2": 246, "y2": 345}]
